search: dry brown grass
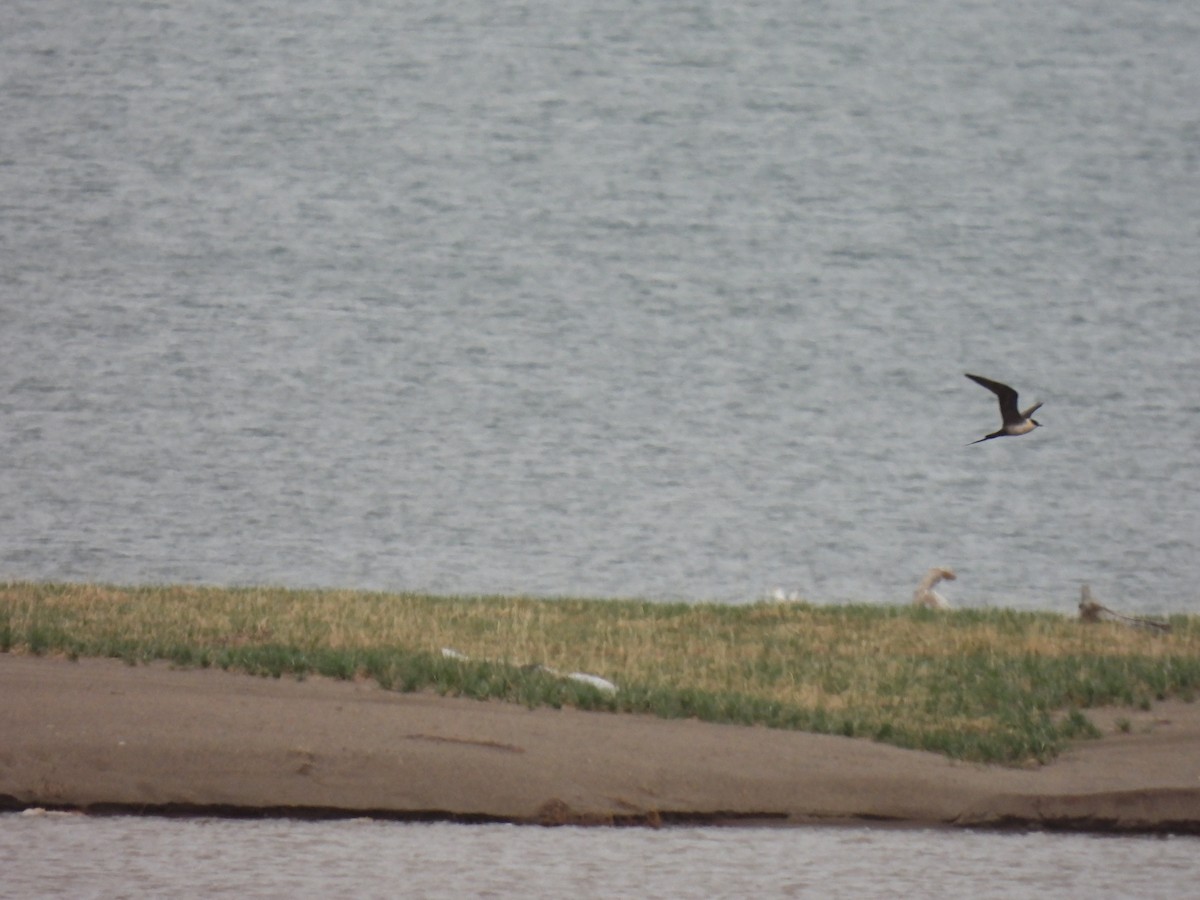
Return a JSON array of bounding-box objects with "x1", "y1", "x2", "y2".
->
[{"x1": 3, "y1": 581, "x2": 1197, "y2": 763}]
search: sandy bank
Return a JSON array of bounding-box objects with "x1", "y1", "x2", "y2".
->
[{"x1": 2, "y1": 655, "x2": 1197, "y2": 832}]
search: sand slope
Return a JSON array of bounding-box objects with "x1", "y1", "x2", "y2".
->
[{"x1": 2, "y1": 655, "x2": 1198, "y2": 832}]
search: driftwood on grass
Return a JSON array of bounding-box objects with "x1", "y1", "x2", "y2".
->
[
  {"x1": 1078, "y1": 585, "x2": 1171, "y2": 634},
  {"x1": 440, "y1": 647, "x2": 618, "y2": 694}
]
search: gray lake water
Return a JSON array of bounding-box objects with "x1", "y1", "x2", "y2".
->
[
  {"x1": 2, "y1": 0, "x2": 1199, "y2": 890},
  {"x1": 3, "y1": 0, "x2": 1198, "y2": 612},
  {"x1": 3, "y1": 813, "x2": 1198, "y2": 900}
]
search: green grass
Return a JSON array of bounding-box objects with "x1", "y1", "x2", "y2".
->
[{"x1": 2, "y1": 581, "x2": 1197, "y2": 765}]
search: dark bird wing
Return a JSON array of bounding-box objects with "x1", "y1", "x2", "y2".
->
[{"x1": 965, "y1": 373, "x2": 1022, "y2": 425}]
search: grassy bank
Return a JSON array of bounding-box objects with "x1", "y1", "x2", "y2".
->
[{"x1": 3, "y1": 582, "x2": 1198, "y2": 765}]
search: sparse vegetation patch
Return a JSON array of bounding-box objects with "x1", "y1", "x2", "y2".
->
[{"x1": 3, "y1": 582, "x2": 1197, "y2": 765}]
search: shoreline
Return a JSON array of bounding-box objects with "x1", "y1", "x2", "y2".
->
[{"x1": 3, "y1": 655, "x2": 1199, "y2": 834}]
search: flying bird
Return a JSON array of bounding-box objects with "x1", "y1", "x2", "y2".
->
[{"x1": 965, "y1": 373, "x2": 1043, "y2": 444}]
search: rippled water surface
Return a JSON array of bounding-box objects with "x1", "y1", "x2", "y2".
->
[
  {"x1": 4, "y1": 814, "x2": 1198, "y2": 899},
  {"x1": 3, "y1": 0, "x2": 1199, "y2": 610}
]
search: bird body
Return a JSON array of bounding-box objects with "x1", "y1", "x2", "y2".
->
[
  {"x1": 913, "y1": 567, "x2": 956, "y2": 609},
  {"x1": 965, "y1": 373, "x2": 1043, "y2": 444}
]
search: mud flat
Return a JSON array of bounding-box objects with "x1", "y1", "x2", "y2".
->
[{"x1": 3, "y1": 655, "x2": 1199, "y2": 832}]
